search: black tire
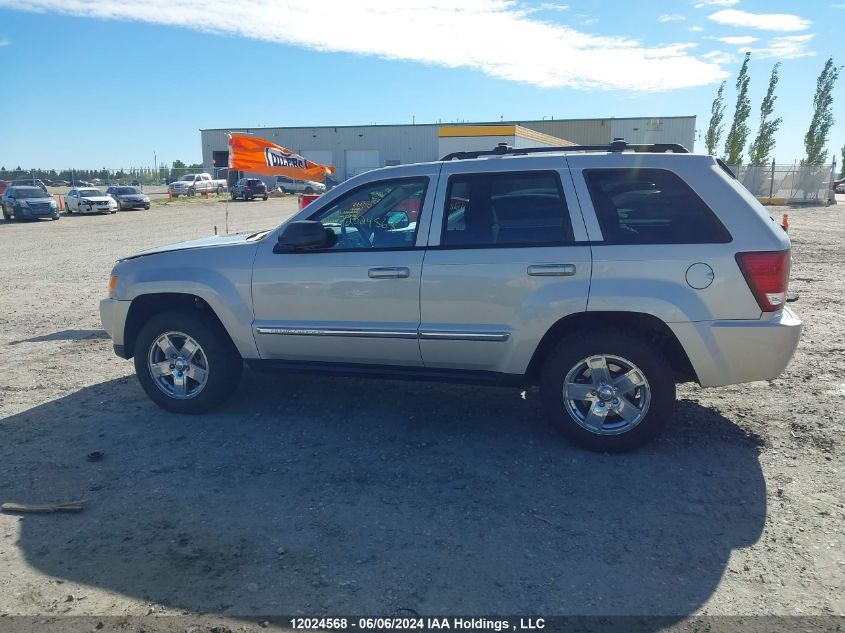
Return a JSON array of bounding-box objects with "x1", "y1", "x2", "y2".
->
[
  {"x1": 262, "y1": 195, "x2": 268, "y2": 201},
  {"x1": 304, "y1": 187, "x2": 314, "y2": 194},
  {"x1": 539, "y1": 329, "x2": 675, "y2": 452},
  {"x1": 280, "y1": 187, "x2": 288, "y2": 194},
  {"x1": 51, "y1": 213, "x2": 60, "y2": 221},
  {"x1": 230, "y1": 190, "x2": 237, "y2": 201},
  {"x1": 187, "y1": 187, "x2": 195, "y2": 197},
  {"x1": 133, "y1": 310, "x2": 243, "y2": 414},
  {"x1": 144, "y1": 205, "x2": 150, "y2": 210},
  {"x1": 216, "y1": 186, "x2": 223, "y2": 195},
  {"x1": 2, "y1": 204, "x2": 9, "y2": 220}
]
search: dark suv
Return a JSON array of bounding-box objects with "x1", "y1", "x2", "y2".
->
[{"x1": 230, "y1": 178, "x2": 269, "y2": 201}]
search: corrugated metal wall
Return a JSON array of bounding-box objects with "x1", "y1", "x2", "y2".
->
[{"x1": 201, "y1": 116, "x2": 696, "y2": 183}]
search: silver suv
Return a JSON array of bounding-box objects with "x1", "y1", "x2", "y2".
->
[{"x1": 99, "y1": 141, "x2": 801, "y2": 451}]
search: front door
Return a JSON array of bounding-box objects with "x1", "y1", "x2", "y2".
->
[
  {"x1": 419, "y1": 159, "x2": 592, "y2": 374},
  {"x1": 251, "y1": 169, "x2": 438, "y2": 366}
]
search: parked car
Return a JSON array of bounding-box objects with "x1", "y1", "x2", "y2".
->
[
  {"x1": 130, "y1": 179, "x2": 141, "y2": 187},
  {"x1": 68, "y1": 179, "x2": 93, "y2": 187},
  {"x1": 2, "y1": 186, "x2": 60, "y2": 221},
  {"x1": 833, "y1": 178, "x2": 845, "y2": 194},
  {"x1": 106, "y1": 186, "x2": 150, "y2": 210},
  {"x1": 274, "y1": 175, "x2": 326, "y2": 194},
  {"x1": 65, "y1": 187, "x2": 118, "y2": 214},
  {"x1": 168, "y1": 173, "x2": 227, "y2": 197},
  {"x1": 99, "y1": 140, "x2": 802, "y2": 452},
  {"x1": 11, "y1": 178, "x2": 48, "y2": 192},
  {"x1": 0, "y1": 180, "x2": 7, "y2": 196},
  {"x1": 52, "y1": 180, "x2": 70, "y2": 187},
  {"x1": 230, "y1": 178, "x2": 269, "y2": 201}
]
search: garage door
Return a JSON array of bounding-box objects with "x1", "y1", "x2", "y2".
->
[
  {"x1": 345, "y1": 149, "x2": 380, "y2": 179},
  {"x1": 301, "y1": 150, "x2": 334, "y2": 169}
]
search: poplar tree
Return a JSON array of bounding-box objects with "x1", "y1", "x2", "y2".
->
[
  {"x1": 704, "y1": 81, "x2": 726, "y2": 156},
  {"x1": 723, "y1": 52, "x2": 752, "y2": 166},
  {"x1": 802, "y1": 57, "x2": 841, "y2": 166},
  {"x1": 748, "y1": 63, "x2": 782, "y2": 166}
]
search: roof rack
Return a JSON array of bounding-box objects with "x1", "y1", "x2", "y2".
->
[{"x1": 439, "y1": 137, "x2": 689, "y2": 161}]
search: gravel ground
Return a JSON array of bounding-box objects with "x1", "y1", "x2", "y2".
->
[{"x1": 0, "y1": 197, "x2": 842, "y2": 629}]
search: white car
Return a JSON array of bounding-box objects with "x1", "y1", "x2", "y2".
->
[{"x1": 65, "y1": 188, "x2": 118, "y2": 215}]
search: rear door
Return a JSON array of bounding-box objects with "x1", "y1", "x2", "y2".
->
[{"x1": 419, "y1": 157, "x2": 592, "y2": 374}]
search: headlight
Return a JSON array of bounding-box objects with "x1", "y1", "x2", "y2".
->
[
  {"x1": 143, "y1": 196, "x2": 150, "y2": 202},
  {"x1": 50, "y1": 200, "x2": 57, "y2": 208}
]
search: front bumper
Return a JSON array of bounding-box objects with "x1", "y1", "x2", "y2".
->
[
  {"x1": 670, "y1": 307, "x2": 803, "y2": 387},
  {"x1": 18, "y1": 206, "x2": 57, "y2": 217},
  {"x1": 118, "y1": 199, "x2": 149, "y2": 208},
  {"x1": 99, "y1": 298, "x2": 132, "y2": 357}
]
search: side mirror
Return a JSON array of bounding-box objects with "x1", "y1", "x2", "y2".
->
[{"x1": 273, "y1": 220, "x2": 336, "y2": 253}]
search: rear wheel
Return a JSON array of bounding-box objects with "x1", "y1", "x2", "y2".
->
[
  {"x1": 304, "y1": 187, "x2": 314, "y2": 194},
  {"x1": 262, "y1": 195, "x2": 268, "y2": 201},
  {"x1": 2, "y1": 204, "x2": 9, "y2": 220},
  {"x1": 133, "y1": 310, "x2": 243, "y2": 413},
  {"x1": 540, "y1": 329, "x2": 675, "y2": 452},
  {"x1": 230, "y1": 190, "x2": 237, "y2": 201}
]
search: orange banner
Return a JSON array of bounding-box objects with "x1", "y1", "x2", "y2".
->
[{"x1": 228, "y1": 133, "x2": 334, "y2": 180}]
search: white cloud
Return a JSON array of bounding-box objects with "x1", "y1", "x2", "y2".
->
[
  {"x1": 702, "y1": 50, "x2": 739, "y2": 64},
  {"x1": 689, "y1": 25, "x2": 705, "y2": 31},
  {"x1": 831, "y1": 3, "x2": 845, "y2": 8},
  {"x1": 0, "y1": 38, "x2": 9, "y2": 46},
  {"x1": 694, "y1": 0, "x2": 739, "y2": 7},
  {"x1": 707, "y1": 9, "x2": 811, "y2": 31},
  {"x1": 659, "y1": 14, "x2": 686, "y2": 22},
  {"x1": 748, "y1": 34, "x2": 815, "y2": 59},
  {"x1": 0, "y1": 0, "x2": 729, "y2": 91},
  {"x1": 708, "y1": 35, "x2": 759, "y2": 45}
]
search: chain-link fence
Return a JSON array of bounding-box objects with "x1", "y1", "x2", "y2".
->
[{"x1": 727, "y1": 161, "x2": 837, "y2": 204}]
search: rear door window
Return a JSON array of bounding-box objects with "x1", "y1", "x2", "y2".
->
[
  {"x1": 583, "y1": 168, "x2": 731, "y2": 244},
  {"x1": 441, "y1": 171, "x2": 573, "y2": 247}
]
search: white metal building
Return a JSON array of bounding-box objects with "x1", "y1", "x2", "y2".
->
[{"x1": 199, "y1": 115, "x2": 696, "y2": 185}]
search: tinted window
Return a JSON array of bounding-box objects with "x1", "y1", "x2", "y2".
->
[
  {"x1": 584, "y1": 168, "x2": 731, "y2": 244},
  {"x1": 309, "y1": 177, "x2": 427, "y2": 251},
  {"x1": 442, "y1": 171, "x2": 572, "y2": 247}
]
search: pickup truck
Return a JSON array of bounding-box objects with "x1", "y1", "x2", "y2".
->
[{"x1": 168, "y1": 173, "x2": 227, "y2": 197}]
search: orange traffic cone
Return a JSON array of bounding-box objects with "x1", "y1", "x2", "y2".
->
[
  {"x1": 168, "y1": 189, "x2": 173, "y2": 202},
  {"x1": 57, "y1": 195, "x2": 64, "y2": 212},
  {"x1": 204, "y1": 189, "x2": 209, "y2": 199},
  {"x1": 782, "y1": 213, "x2": 789, "y2": 232}
]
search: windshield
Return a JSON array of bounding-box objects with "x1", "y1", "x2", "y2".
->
[
  {"x1": 116, "y1": 187, "x2": 140, "y2": 194},
  {"x1": 79, "y1": 189, "x2": 103, "y2": 197},
  {"x1": 16, "y1": 188, "x2": 50, "y2": 199}
]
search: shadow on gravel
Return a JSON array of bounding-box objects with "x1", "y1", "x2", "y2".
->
[
  {"x1": 0, "y1": 372, "x2": 766, "y2": 620},
  {"x1": 8, "y1": 329, "x2": 109, "y2": 345}
]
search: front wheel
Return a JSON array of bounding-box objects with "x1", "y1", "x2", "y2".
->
[
  {"x1": 216, "y1": 186, "x2": 223, "y2": 195},
  {"x1": 187, "y1": 187, "x2": 195, "y2": 197},
  {"x1": 262, "y1": 195, "x2": 268, "y2": 201},
  {"x1": 133, "y1": 310, "x2": 243, "y2": 413},
  {"x1": 540, "y1": 330, "x2": 675, "y2": 452},
  {"x1": 304, "y1": 187, "x2": 314, "y2": 194},
  {"x1": 2, "y1": 204, "x2": 9, "y2": 220}
]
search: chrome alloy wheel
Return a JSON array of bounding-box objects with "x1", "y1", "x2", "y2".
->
[
  {"x1": 147, "y1": 331, "x2": 209, "y2": 399},
  {"x1": 562, "y1": 354, "x2": 651, "y2": 435}
]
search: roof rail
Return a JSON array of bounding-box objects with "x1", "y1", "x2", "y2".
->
[{"x1": 439, "y1": 137, "x2": 689, "y2": 161}]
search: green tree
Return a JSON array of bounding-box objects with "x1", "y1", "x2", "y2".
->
[
  {"x1": 723, "y1": 52, "x2": 752, "y2": 166},
  {"x1": 748, "y1": 63, "x2": 782, "y2": 166},
  {"x1": 839, "y1": 143, "x2": 845, "y2": 178},
  {"x1": 802, "y1": 57, "x2": 841, "y2": 166},
  {"x1": 705, "y1": 81, "x2": 727, "y2": 156}
]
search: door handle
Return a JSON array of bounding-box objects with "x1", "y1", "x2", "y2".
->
[
  {"x1": 527, "y1": 264, "x2": 577, "y2": 277},
  {"x1": 368, "y1": 266, "x2": 410, "y2": 279}
]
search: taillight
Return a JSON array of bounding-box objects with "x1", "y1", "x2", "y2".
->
[{"x1": 735, "y1": 251, "x2": 790, "y2": 312}]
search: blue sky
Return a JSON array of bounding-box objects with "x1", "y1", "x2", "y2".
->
[{"x1": 0, "y1": 0, "x2": 842, "y2": 170}]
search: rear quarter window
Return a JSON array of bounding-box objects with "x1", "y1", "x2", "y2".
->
[{"x1": 584, "y1": 168, "x2": 731, "y2": 244}]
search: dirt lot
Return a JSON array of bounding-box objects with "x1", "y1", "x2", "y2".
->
[{"x1": 0, "y1": 197, "x2": 842, "y2": 629}]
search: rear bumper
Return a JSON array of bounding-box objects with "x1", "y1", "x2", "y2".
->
[
  {"x1": 99, "y1": 298, "x2": 132, "y2": 357},
  {"x1": 670, "y1": 307, "x2": 802, "y2": 387}
]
